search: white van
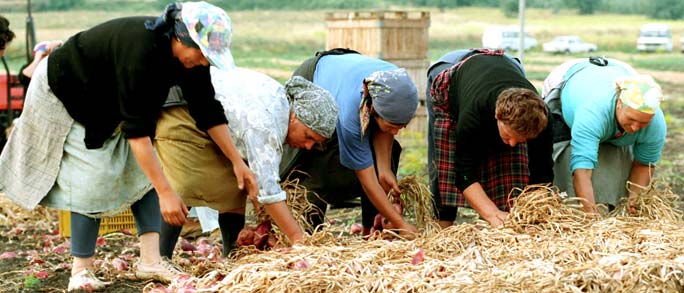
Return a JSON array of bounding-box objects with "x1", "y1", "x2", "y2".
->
[
  {"x1": 482, "y1": 26, "x2": 538, "y2": 51},
  {"x1": 637, "y1": 23, "x2": 672, "y2": 52}
]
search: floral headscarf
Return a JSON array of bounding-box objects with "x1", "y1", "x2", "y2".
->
[{"x1": 179, "y1": 1, "x2": 235, "y2": 70}]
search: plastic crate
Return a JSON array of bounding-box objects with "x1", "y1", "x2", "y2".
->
[
  {"x1": 58, "y1": 209, "x2": 137, "y2": 237},
  {"x1": 0, "y1": 73, "x2": 25, "y2": 111}
]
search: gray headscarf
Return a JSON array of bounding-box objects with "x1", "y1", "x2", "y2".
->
[
  {"x1": 364, "y1": 68, "x2": 418, "y2": 125},
  {"x1": 285, "y1": 76, "x2": 339, "y2": 138}
]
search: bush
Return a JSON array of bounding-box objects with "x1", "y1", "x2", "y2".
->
[
  {"x1": 500, "y1": 0, "x2": 519, "y2": 18},
  {"x1": 647, "y1": 0, "x2": 684, "y2": 20},
  {"x1": 576, "y1": 0, "x2": 599, "y2": 15}
]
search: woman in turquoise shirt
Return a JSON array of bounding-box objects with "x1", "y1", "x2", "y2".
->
[{"x1": 543, "y1": 58, "x2": 666, "y2": 213}]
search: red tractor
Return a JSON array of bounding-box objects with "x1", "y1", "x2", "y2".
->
[
  {"x1": 0, "y1": 61, "x2": 25, "y2": 149},
  {"x1": 0, "y1": 0, "x2": 36, "y2": 151}
]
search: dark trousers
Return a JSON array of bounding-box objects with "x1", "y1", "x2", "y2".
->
[
  {"x1": 159, "y1": 208, "x2": 244, "y2": 258},
  {"x1": 70, "y1": 189, "x2": 161, "y2": 258}
]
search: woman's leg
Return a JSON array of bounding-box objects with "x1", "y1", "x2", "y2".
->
[
  {"x1": 69, "y1": 212, "x2": 101, "y2": 275},
  {"x1": 129, "y1": 189, "x2": 162, "y2": 264},
  {"x1": 130, "y1": 189, "x2": 183, "y2": 283},
  {"x1": 217, "y1": 209, "x2": 245, "y2": 256},
  {"x1": 68, "y1": 212, "x2": 112, "y2": 290},
  {"x1": 159, "y1": 213, "x2": 184, "y2": 259}
]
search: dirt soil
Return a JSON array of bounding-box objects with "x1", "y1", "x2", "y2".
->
[
  {"x1": 0, "y1": 211, "x2": 155, "y2": 292},
  {"x1": 0, "y1": 205, "x2": 368, "y2": 292}
]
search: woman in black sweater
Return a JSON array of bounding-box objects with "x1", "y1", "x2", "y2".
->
[
  {"x1": 0, "y1": 2, "x2": 256, "y2": 290},
  {"x1": 429, "y1": 49, "x2": 553, "y2": 228}
]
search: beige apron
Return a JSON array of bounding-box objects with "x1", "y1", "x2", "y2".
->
[{"x1": 154, "y1": 106, "x2": 246, "y2": 211}]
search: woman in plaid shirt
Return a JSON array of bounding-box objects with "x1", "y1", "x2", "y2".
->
[{"x1": 428, "y1": 49, "x2": 553, "y2": 228}]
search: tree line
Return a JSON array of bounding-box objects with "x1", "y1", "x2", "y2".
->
[{"x1": 16, "y1": 0, "x2": 684, "y2": 20}]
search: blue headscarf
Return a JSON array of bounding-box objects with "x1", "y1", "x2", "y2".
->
[{"x1": 364, "y1": 68, "x2": 419, "y2": 125}]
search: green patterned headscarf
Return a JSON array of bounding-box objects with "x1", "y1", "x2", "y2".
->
[
  {"x1": 285, "y1": 76, "x2": 338, "y2": 138},
  {"x1": 615, "y1": 75, "x2": 663, "y2": 114}
]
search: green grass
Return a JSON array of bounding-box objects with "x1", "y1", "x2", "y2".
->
[
  {"x1": 623, "y1": 55, "x2": 684, "y2": 72},
  {"x1": 523, "y1": 71, "x2": 551, "y2": 82},
  {"x1": 396, "y1": 128, "x2": 428, "y2": 178}
]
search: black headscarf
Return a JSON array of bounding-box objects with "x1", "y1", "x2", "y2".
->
[{"x1": 144, "y1": 2, "x2": 199, "y2": 49}]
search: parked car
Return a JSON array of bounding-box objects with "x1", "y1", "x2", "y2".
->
[
  {"x1": 542, "y1": 36, "x2": 597, "y2": 54},
  {"x1": 636, "y1": 23, "x2": 672, "y2": 52},
  {"x1": 482, "y1": 26, "x2": 538, "y2": 51}
]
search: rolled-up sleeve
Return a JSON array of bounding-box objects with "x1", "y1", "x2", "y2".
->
[{"x1": 243, "y1": 127, "x2": 287, "y2": 204}]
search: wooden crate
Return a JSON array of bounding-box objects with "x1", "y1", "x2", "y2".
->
[
  {"x1": 404, "y1": 106, "x2": 427, "y2": 136},
  {"x1": 388, "y1": 58, "x2": 429, "y2": 138},
  {"x1": 325, "y1": 11, "x2": 430, "y2": 60},
  {"x1": 58, "y1": 209, "x2": 137, "y2": 237}
]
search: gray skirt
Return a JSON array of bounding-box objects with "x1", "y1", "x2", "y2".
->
[
  {"x1": 0, "y1": 58, "x2": 151, "y2": 217},
  {"x1": 553, "y1": 141, "x2": 633, "y2": 207}
]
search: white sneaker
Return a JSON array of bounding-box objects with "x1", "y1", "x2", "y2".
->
[
  {"x1": 134, "y1": 259, "x2": 185, "y2": 283},
  {"x1": 67, "y1": 269, "x2": 111, "y2": 291}
]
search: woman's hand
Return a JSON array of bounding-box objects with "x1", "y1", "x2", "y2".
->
[
  {"x1": 233, "y1": 161, "x2": 258, "y2": 200},
  {"x1": 485, "y1": 210, "x2": 509, "y2": 228},
  {"x1": 382, "y1": 218, "x2": 418, "y2": 239},
  {"x1": 45, "y1": 40, "x2": 63, "y2": 54},
  {"x1": 627, "y1": 194, "x2": 638, "y2": 215},
  {"x1": 158, "y1": 189, "x2": 189, "y2": 226},
  {"x1": 581, "y1": 202, "x2": 597, "y2": 214},
  {"x1": 378, "y1": 171, "x2": 401, "y2": 195},
  {"x1": 126, "y1": 136, "x2": 188, "y2": 226},
  {"x1": 398, "y1": 222, "x2": 418, "y2": 235}
]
